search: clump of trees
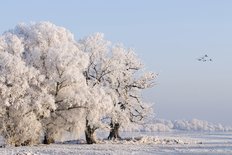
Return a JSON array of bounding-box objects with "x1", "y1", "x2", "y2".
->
[{"x1": 0, "y1": 22, "x2": 156, "y2": 146}]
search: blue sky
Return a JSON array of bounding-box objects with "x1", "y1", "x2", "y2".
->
[{"x1": 1, "y1": 0, "x2": 232, "y2": 125}]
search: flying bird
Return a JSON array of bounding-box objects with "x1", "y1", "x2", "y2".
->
[{"x1": 197, "y1": 54, "x2": 213, "y2": 62}]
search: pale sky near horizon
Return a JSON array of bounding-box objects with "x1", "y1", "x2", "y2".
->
[{"x1": 0, "y1": 0, "x2": 232, "y2": 125}]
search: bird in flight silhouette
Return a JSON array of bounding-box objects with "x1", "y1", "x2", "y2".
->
[{"x1": 197, "y1": 54, "x2": 212, "y2": 62}]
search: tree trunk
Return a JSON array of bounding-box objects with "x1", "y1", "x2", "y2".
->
[
  {"x1": 43, "y1": 134, "x2": 54, "y2": 144},
  {"x1": 42, "y1": 130, "x2": 54, "y2": 144},
  {"x1": 85, "y1": 120, "x2": 97, "y2": 144},
  {"x1": 108, "y1": 122, "x2": 121, "y2": 140}
]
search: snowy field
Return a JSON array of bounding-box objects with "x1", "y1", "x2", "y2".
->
[{"x1": 1, "y1": 131, "x2": 232, "y2": 155}]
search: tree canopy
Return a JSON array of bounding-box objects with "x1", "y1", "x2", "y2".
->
[{"x1": 0, "y1": 22, "x2": 156, "y2": 146}]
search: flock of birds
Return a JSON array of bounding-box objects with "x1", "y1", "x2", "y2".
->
[{"x1": 197, "y1": 54, "x2": 213, "y2": 62}]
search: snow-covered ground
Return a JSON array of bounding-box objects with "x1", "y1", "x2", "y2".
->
[{"x1": 1, "y1": 131, "x2": 232, "y2": 155}]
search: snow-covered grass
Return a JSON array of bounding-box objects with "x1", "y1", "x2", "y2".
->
[
  {"x1": 1, "y1": 118, "x2": 232, "y2": 154},
  {"x1": 1, "y1": 131, "x2": 232, "y2": 155}
]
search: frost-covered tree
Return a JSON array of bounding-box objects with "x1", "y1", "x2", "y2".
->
[
  {"x1": 4, "y1": 22, "x2": 114, "y2": 144},
  {"x1": 108, "y1": 45, "x2": 155, "y2": 139},
  {"x1": 76, "y1": 33, "x2": 115, "y2": 143},
  {"x1": 79, "y1": 33, "x2": 155, "y2": 140},
  {"x1": 0, "y1": 22, "x2": 87, "y2": 144},
  {"x1": 0, "y1": 22, "x2": 155, "y2": 145},
  {"x1": 9, "y1": 22, "x2": 91, "y2": 143},
  {"x1": 0, "y1": 51, "x2": 55, "y2": 146}
]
